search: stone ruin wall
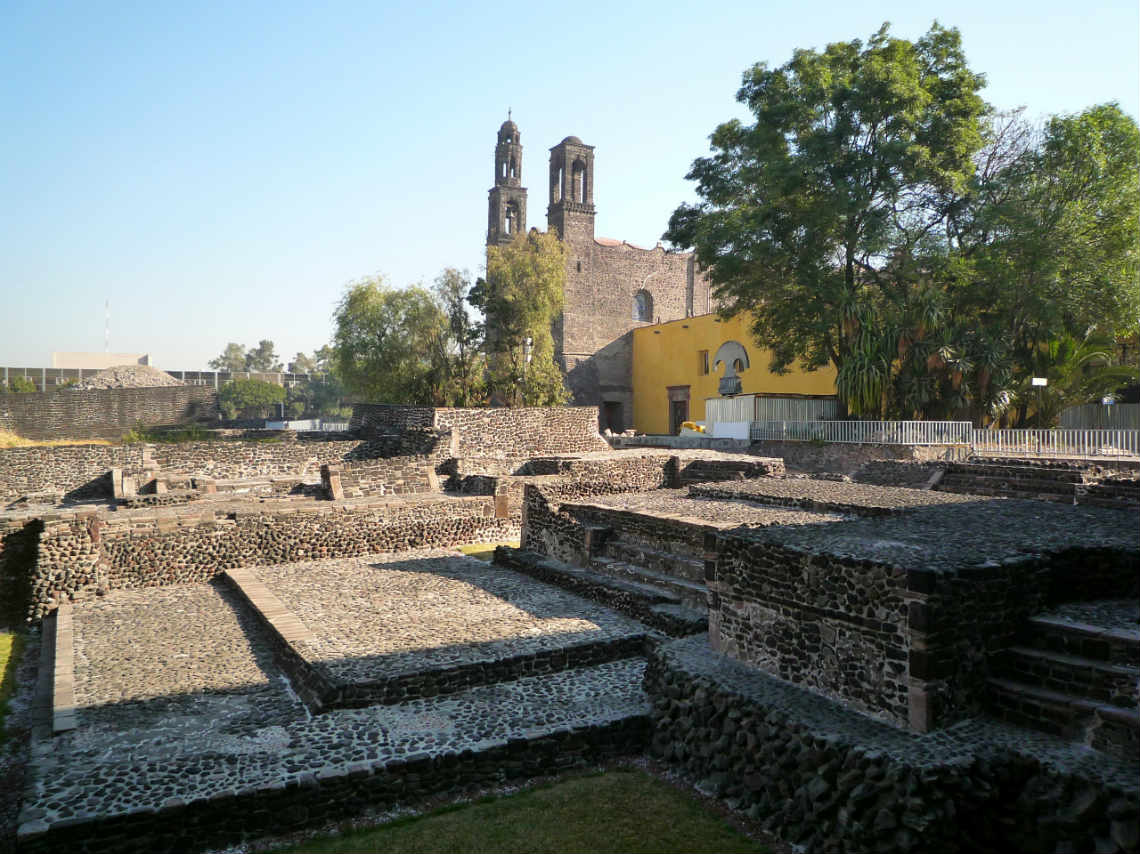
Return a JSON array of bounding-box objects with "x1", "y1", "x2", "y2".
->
[
  {"x1": 709, "y1": 535, "x2": 910, "y2": 726},
  {"x1": 754, "y1": 440, "x2": 969, "y2": 475},
  {"x1": 646, "y1": 637, "x2": 1136, "y2": 854},
  {"x1": 0, "y1": 385, "x2": 217, "y2": 441},
  {"x1": 27, "y1": 499, "x2": 519, "y2": 621},
  {"x1": 351, "y1": 404, "x2": 611, "y2": 457},
  {"x1": 0, "y1": 445, "x2": 145, "y2": 500}
]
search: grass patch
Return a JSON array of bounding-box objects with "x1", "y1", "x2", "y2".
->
[
  {"x1": 0, "y1": 631, "x2": 25, "y2": 743},
  {"x1": 120, "y1": 424, "x2": 216, "y2": 444},
  {"x1": 273, "y1": 769, "x2": 769, "y2": 853},
  {"x1": 457, "y1": 541, "x2": 519, "y2": 562},
  {"x1": 0, "y1": 429, "x2": 110, "y2": 448}
]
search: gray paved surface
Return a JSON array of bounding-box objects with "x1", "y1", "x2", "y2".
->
[
  {"x1": 253, "y1": 551, "x2": 649, "y2": 683},
  {"x1": 732, "y1": 499, "x2": 1139, "y2": 570},
  {"x1": 22, "y1": 573, "x2": 649, "y2": 830},
  {"x1": 689, "y1": 478, "x2": 995, "y2": 514},
  {"x1": 1040, "y1": 599, "x2": 1139, "y2": 633},
  {"x1": 573, "y1": 489, "x2": 843, "y2": 528}
]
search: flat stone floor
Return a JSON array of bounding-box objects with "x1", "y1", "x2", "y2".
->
[
  {"x1": 731, "y1": 499, "x2": 1138, "y2": 571},
  {"x1": 689, "y1": 478, "x2": 996, "y2": 514},
  {"x1": 571, "y1": 489, "x2": 843, "y2": 528},
  {"x1": 253, "y1": 551, "x2": 650, "y2": 684},
  {"x1": 23, "y1": 566, "x2": 649, "y2": 831},
  {"x1": 1040, "y1": 599, "x2": 1140, "y2": 632}
]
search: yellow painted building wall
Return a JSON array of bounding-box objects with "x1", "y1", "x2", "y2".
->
[{"x1": 632, "y1": 313, "x2": 837, "y2": 434}]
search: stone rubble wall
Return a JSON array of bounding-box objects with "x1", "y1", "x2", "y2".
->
[
  {"x1": 753, "y1": 440, "x2": 969, "y2": 475},
  {"x1": 0, "y1": 445, "x2": 145, "y2": 500},
  {"x1": 0, "y1": 386, "x2": 217, "y2": 441},
  {"x1": 351, "y1": 404, "x2": 611, "y2": 457},
  {"x1": 646, "y1": 637, "x2": 1139, "y2": 854},
  {"x1": 709, "y1": 535, "x2": 910, "y2": 726},
  {"x1": 518, "y1": 458, "x2": 682, "y2": 560},
  {"x1": 149, "y1": 431, "x2": 449, "y2": 481},
  {"x1": 27, "y1": 499, "x2": 519, "y2": 621}
]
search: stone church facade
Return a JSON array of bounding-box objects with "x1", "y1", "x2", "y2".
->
[{"x1": 487, "y1": 118, "x2": 712, "y2": 432}]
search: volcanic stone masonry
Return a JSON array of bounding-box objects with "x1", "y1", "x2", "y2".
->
[
  {"x1": 0, "y1": 385, "x2": 216, "y2": 441},
  {"x1": 27, "y1": 498, "x2": 519, "y2": 620}
]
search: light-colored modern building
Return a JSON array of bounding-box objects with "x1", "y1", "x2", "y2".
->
[{"x1": 51, "y1": 352, "x2": 149, "y2": 370}]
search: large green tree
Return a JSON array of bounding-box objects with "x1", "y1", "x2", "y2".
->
[
  {"x1": 218, "y1": 378, "x2": 285, "y2": 419},
  {"x1": 665, "y1": 23, "x2": 988, "y2": 416},
  {"x1": 433, "y1": 268, "x2": 487, "y2": 406},
  {"x1": 951, "y1": 103, "x2": 1140, "y2": 424},
  {"x1": 208, "y1": 343, "x2": 247, "y2": 373},
  {"x1": 474, "y1": 230, "x2": 569, "y2": 407},
  {"x1": 332, "y1": 276, "x2": 450, "y2": 404}
]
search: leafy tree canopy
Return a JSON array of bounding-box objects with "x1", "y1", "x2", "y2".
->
[
  {"x1": 474, "y1": 230, "x2": 569, "y2": 406},
  {"x1": 208, "y1": 340, "x2": 284, "y2": 373},
  {"x1": 218, "y1": 378, "x2": 286, "y2": 420},
  {"x1": 666, "y1": 23, "x2": 1138, "y2": 423},
  {"x1": 332, "y1": 276, "x2": 451, "y2": 404}
]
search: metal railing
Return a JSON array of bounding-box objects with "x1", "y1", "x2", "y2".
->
[
  {"x1": 970, "y1": 428, "x2": 1140, "y2": 458},
  {"x1": 749, "y1": 420, "x2": 972, "y2": 445},
  {"x1": 1059, "y1": 403, "x2": 1140, "y2": 430},
  {"x1": 264, "y1": 419, "x2": 350, "y2": 432}
]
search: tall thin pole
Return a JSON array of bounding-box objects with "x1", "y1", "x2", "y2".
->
[{"x1": 105, "y1": 299, "x2": 110, "y2": 353}]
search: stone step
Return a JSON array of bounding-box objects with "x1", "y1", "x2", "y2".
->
[
  {"x1": 1020, "y1": 614, "x2": 1140, "y2": 668},
  {"x1": 493, "y1": 547, "x2": 707, "y2": 637},
  {"x1": 598, "y1": 527, "x2": 706, "y2": 562},
  {"x1": 17, "y1": 658, "x2": 651, "y2": 854},
  {"x1": 986, "y1": 677, "x2": 1140, "y2": 761},
  {"x1": 599, "y1": 539, "x2": 706, "y2": 583},
  {"x1": 993, "y1": 645, "x2": 1139, "y2": 709},
  {"x1": 224, "y1": 567, "x2": 649, "y2": 712},
  {"x1": 590, "y1": 556, "x2": 707, "y2": 611}
]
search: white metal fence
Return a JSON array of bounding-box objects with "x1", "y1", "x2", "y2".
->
[
  {"x1": 264, "y1": 419, "x2": 350, "y2": 432},
  {"x1": 707, "y1": 395, "x2": 839, "y2": 426},
  {"x1": 749, "y1": 420, "x2": 972, "y2": 445},
  {"x1": 1059, "y1": 403, "x2": 1140, "y2": 430},
  {"x1": 970, "y1": 428, "x2": 1140, "y2": 458}
]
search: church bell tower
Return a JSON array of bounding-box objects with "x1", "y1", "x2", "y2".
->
[{"x1": 487, "y1": 116, "x2": 528, "y2": 245}]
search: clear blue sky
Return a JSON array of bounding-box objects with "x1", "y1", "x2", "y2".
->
[{"x1": 2, "y1": 0, "x2": 1136, "y2": 370}]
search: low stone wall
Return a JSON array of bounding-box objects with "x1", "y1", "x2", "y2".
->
[
  {"x1": 753, "y1": 440, "x2": 968, "y2": 475},
  {"x1": 17, "y1": 716, "x2": 648, "y2": 854},
  {"x1": 0, "y1": 445, "x2": 144, "y2": 500},
  {"x1": 853, "y1": 460, "x2": 942, "y2": 488},
  {"x1": 709, "y1": 534, "x2": 909, "y2": 726},
  {"x1": 0, "y1": 386, "x2": 217, "y2": 441},
  {"x1": 27, "y1": 498, "x2": 519, "y2": 620},
  {"x1": 351, "y1": 404, "x2": 611, "y2": 457},
  {"x1": 646, "y1": 636, "x2": 1138, "y2": 854},
  {"x1": 334, "y1": 456, "x2": 436, "y2": 497},
  {"x1": 150, "y1": 431, "x2": 449, "y2": 480},
  {"x1": 518, "y1": 462, "x2": 694, "y2": 561}
]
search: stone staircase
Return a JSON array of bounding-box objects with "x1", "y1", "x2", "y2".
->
[
  {"x1": 936, "y1": 460, "x2": 1086, "y2": 503},
  {"x1": 987, "y1": 603, "x2": 1140, "y2": 761},
  {"x1": 935, "y1": 458, "x2": 1140, "y2": 509},
  {"x1": 493, "y1": 545, "x2": 708, "y2": 637}
]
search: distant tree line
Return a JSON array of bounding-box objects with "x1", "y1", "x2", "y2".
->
[{"x1": 206, "y1": 229, "x2": 569, "y2": 416}]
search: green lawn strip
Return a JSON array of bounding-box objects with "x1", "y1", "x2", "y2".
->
[
  {"x1": 0, "y1": 630, "x2": 25, "y2": 743},
  {"x1": 456, "y1": 542, "x2": 519, "y2": 562},
  {"x1": 274, "y1": 769, "x2": 769, "y2": 854}
]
